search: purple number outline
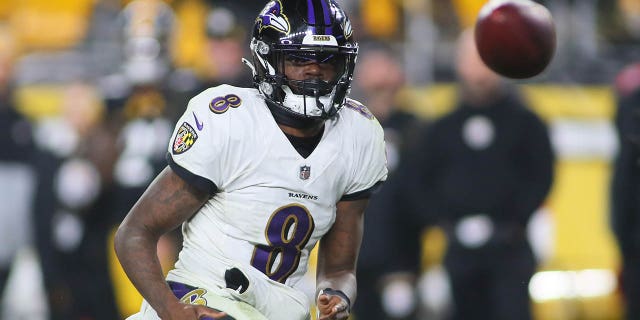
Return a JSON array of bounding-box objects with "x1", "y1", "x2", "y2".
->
[
  {"x1": 251, "y1": 204, "x2": 315, "y2": 283},
  {"x1": 209, "y1": 94, "x2": 242, "y2": 114}
]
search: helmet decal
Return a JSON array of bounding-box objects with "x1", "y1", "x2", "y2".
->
[
  {"x1": 306, "y1": 0, "x2": 333, "y2": 33},
  {"x1": 257, "y1": 0, "x2": 290, "y2": 35},
  {"x1": 343, "y1": 19, "x2": 353, "y2": 39}
]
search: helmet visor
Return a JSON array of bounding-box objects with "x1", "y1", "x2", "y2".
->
[{"x1": 278, "y1": 49, "x2": 349, "y2": 96}]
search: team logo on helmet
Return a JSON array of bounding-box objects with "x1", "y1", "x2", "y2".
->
[
  {"x1": 172, "y1": 122, "x2": 198, "y2": 154},
  {"x1": 299, "y1": 165, "x2": 311, "y2": 180},
  {"x1": 257, "y1": 0, "x2": 290, "y2": 34}
]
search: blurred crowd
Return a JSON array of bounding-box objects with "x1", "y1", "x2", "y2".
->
[{"x1": 0, "y1": 0, "x2": 639, "y2": 319}]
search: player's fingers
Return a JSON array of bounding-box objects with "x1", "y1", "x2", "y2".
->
[
  {"x1": 317, "y1": 294, "x2": 331, "y2": 305},
  {"x1": 331, "y1": 300, "x2": 349, "y2": 320},
  {"x1": 317, "y1": 304, "x2": 343, "y2": 319},
  {"x1": 317, "y1": 294, "x2": 337, "y2": 317},
  {"x1": 332, "y1": 299, "x2": 348, "y2": 313},
  {"x1": 316, "y1": 297, "x2": 334, "y2": 320}
]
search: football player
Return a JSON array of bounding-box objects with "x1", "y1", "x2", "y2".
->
[{"x1": 114, "y1": 1, "x2": 388, "y2": 319}]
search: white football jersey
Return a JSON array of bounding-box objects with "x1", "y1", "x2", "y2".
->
[{"x1": 165, "y1": 85, "x2": 387, "y2": 319}]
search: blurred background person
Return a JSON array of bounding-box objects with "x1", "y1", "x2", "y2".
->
[
  {"x1": 107, "y1": 2, "x2": 183, "y2": 314},
  {"x1": 610, "y1": 62, "x2": 640, "y2": 320},
  {"x1": 35, "y1": 83, "x2": 118, "y2": 320},
  {"x1": 0, "y1": 26, "x2": 37, "y2": 315},
  {"x1": 398, "y1": 29, "x2": 555, "y2": 320},
  {"x1": 164, "y1": 2, "x2": 254, "y2": 122},
  {"x1": 203, "y1": 0, "x2": 267, "y2": 31},
  {"x1": 30, "y1": 0, "x2": 179, "y2": 318},
  {"x1": 198, "y1": 4, "x2": 253, "y2": 89},
  {"x1": 351, "y1": 44, "x2": 425, "y2": 320},
  {"x1": 31, "y1": 81, "x2": 121, "y2": 320}
]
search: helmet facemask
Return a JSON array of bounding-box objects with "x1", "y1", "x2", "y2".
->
[{"x1": 250, "y1": 39, "x2": 358, "y2": 120}]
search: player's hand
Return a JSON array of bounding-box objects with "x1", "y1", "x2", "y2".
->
[
  {"x1": 163, "y1": 302, "x2": 228, "y2": 320},
  {"x1": 317, "y1": 293, "x2": 350, "y2": 320}
]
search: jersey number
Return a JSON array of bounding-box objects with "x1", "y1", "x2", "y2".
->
[
  {"x1": 251, "y1": 204, "x2": 315, "y2": 283},
  {"x1": 209, "y1": 94, "x2": 242, "y2": 114}
]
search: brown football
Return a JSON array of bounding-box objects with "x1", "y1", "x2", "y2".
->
[{"x1": 474, "y1": 0, "x2": 556, "y2": 79}]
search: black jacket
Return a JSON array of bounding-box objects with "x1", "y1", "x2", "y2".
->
[
  {"x1": 402, "y1": 90, "x2": 554, "y2": 246},
  {"x1": 611, "y1": 89, "x2": 640, "y2": 253}
]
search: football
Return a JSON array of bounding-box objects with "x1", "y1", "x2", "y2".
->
[{"x1": 474, "y1": 0, "x2": 556, "y2": 79}]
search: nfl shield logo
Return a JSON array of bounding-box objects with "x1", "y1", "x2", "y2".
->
[{"x1": 299, "y1": 165, "x2": 311, "y2": 180}]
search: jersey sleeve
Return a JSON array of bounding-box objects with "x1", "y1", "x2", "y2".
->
[
  {"x1": 341, "y1": 106, "x2": 389, "y2": 201},
  {"x1": 167, "y1": 85, "x2": 234, "y2": 195}
]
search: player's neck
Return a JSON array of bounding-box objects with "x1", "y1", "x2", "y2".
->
[{"x1": 278, "y1": 123, "x2": 324, "y2": 138}]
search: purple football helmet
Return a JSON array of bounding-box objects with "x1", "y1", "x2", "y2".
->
[{"x1": 248, "y1": 0, "x2": 358, "y2": 126}]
